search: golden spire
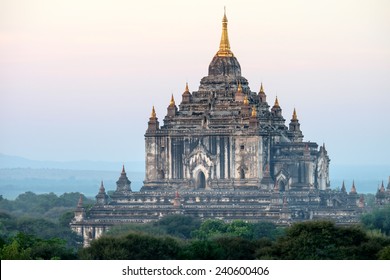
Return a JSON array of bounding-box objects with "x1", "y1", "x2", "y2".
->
[
  {"x1": 185, "y1": 82, "x2": 189, "y2": 92},
  {"x1": 274, "y1": 96, "x2": 280, "y2": 107},
  {"x1": 251, "y1": 106, "x2": 257, "y2": 117},
  {"x1": 151, "y1": 106, "x2": 156, "y2": 118},
  {"x1": 292, "y1": 108, "x2": 297, "y2": 121},
  {"x1": 243, "y1": 95, "x2": 249, "y2": 106},
  {"x1": 260, "y1": 83, "x2": 264, "y2": 94},
  {"x1": 216, "y1": 8, "x2": 234, "y2": 57},
  {"x1": 237, "y1": 81, "x2": 242, "y2": 93},
  {"x1": 169, "y1": 94, "x2": 175, "y2": 106}
]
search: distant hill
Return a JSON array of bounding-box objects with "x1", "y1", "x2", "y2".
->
[
  {"x1": 0, "y1": 153, "x2": 145, "y2": 199},
  {"x1": 0, "y1": 153, "x2": 143, "y2": 172},
  {"x1": 0, "y1": 153, "x2": 388, "y2": 199},
  {"x1": 0, "y1": 168, "x2": 144, "y2": 199}
]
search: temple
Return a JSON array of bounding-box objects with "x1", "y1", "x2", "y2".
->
[{"x1": 71, "y1": 11, "x2": 365, "y2": 247}]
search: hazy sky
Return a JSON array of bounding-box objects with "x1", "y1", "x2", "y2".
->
[{"x1": 1, "y1": 0, "x2": 389, "y2": 166}]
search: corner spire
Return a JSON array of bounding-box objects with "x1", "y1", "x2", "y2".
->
[
  {"x1": 350, "y1": 180, "x2": 357, "y2": 194},
  {"x1": 169, "y1": 94, "x2": 175, "y2": 106},
  {"x1": 99, "y1": 180, "x2": 105, "y2": 193},
  {"x1": 292, "y1": 108, "x2": 298, "y2": 121},
  {"x1": 151, "y1": 106, "x2": 156, "y2": 118},
  {"x1": 77, "y1": 195, "x2": 83, "y2": 208},
  {"x1": 274, "y1": 96, "x2": 280, "y2": 107},
  {"x1": 260, "y1": 83, "x2": 264, "y2": 93},
  {"x1": 216, "y1": 8, "x2": 234, "y2": 57},
  {"x1": 185, "y1": 82, "x2": 189, "y2": 92},
  {"x1": 251, "y1": 106, "x2": 257, "y2": 117},
  {"x1": 237, "y1": 81, "x2": 242, "y2": 93},
  {"x1": 243, "y1": 95, "x2": 249, "y2": 106}
]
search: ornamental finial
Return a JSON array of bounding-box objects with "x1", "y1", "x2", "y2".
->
[
  {"x1": 216, "y1": 8, "x2": 234, "y2": 57},
  {"x1": 292, "y1": 108, "x2": 297, "y2": 121},
  {"x1": 151, "y1": 106, "x2": 156, "y2": 118},
  {"x1": 170, "y1": 94, "x2": 175, "y2": 106}
]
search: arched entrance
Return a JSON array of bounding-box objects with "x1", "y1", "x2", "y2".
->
[
  {"x1": 279, "y1": 181, "x2": 286, "y2": 192},
  {"x1": 196, "y1": 171, "x2": 206, "y2": 189}
]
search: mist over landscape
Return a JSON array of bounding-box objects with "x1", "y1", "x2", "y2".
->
[{"x1": 0, "y1": 153, "x2": 388, "y2": 199}]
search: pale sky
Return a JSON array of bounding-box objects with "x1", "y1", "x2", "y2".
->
[{"x1": 0, "y1": 0, "x2": 389, "y2": 166}]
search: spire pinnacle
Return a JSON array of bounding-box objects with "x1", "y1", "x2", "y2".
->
[
  {"x1": 243, "y1": 95, "x2": 249, "y2": 106},
  {"x1": 292, "y1": 108, "x2": 298, "y2": 121},
  {"x1": 350, "y1": 181, "x2": 357, "y2": 194},
  {"x1": 77, "y1": 195, "x2": 83, "y2": 208},
  {"x1": 380, "y1": 181, "x2": 385, "y2": 192},
  {"x1": 237, "y1": 81, "x2": 242, "y2": 93},
  {"x1": 260, "y1": 83, "x2": 264, "y2": 93},
  {"x1": 216, "y1": 8, "x2": 234, "y2": 57},
  {"x1": 251, "y1": 106, "x2": 257, "y2": 117},
  {"x1": 151, "y1": 106, "x2": 156, "y2": 118},
  {"x1": 170, "y1": 94, "x2": 175, "y2": 106},
  {"x1": 185, "y1": 82, "x2": 189, "y2": 92},
  {"x1": 274, "y1": 96, "x2": 280, "y2": 107},
  {"x1": 99, "y1": 180, "x2": 105, "y2": 193},
  {"x1": 122, "y1": 164, "x2": 126, "y2": 174},
  {"x1": 341, "y1": 181, "x2": 346, "y2": 193}
]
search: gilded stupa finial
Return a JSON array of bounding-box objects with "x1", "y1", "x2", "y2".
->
[
  {"x1": 260, "y1": 83, "x2": 264, "y2": 94},
  {"x1": 185, "y1": 82, "x2": 189, "y2": 92},
  {"x1": 274, "y1": 96, "x2": 280, "y2": 107},
  {"x1": 292, "y1": 108, "x2": 297, "y2": 121},
  {"x1": 243, "y1": 95, "x2": 249, "y2": 106},
  {"x1": 170, "y1": 94, "x2": 175, "y2": 106},
  {"x1": 237, "y1": 81, "x2": 242, "y2": 93},
  {"x1": 251, "y1": 106, "x2": 257, "y2": 117},
  {"x1": 216, "y1": 8, "x2": 234, "y2": 57},
  {"x1": 151, "y1": 106, "x2": 156, "y2": 118}
]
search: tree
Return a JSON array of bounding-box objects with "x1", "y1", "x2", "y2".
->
[
  {"x1": 80, "y1": 232, "x2": 182, "y2": 260},
  {"x1": 192, "y1": 219, "x2": 228, "y2": 239},
  {"x1": 268, "y1": 221, "x2": 387, "y2": 260},
  {"x1": 226, "y1": 220, "x2": 254, "y2": 239},
  {"x1": 0, "y1": 232, "x2": 76, "y2": 260},
  {"x1": 361, "y1": 206, "x2": 390, "y2": 235},
  {"x1": 154, "y1": 215, "x2": 201, "y2": 239},
  {"x1": 252, "y1": 221, "x2": 284, "y2": 240},
  {"x1": 378, "y1": 246, "x2": 390, "y2": 260}
]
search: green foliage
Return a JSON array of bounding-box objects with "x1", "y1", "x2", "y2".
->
[
  {"x1": 79, "y1": 232, "x2": 182, "y2": 260},
  {"x1": 264, "y1": 221, "x2": 390, "y2": 260},
  {"x1": 378, "y1": 245, "x2": 390, "y2": 260},
  {"x1": 192, "y1": 220, "x2": 283, "y2": 241},
  {"x1": 180, "y1": 240, "x2": 223, "y2": 259},
  {"x1": 0, "y1": 232, "x2": 76, "y2": 260},
  {"x1": 154, "y1": 215, "x2": 201, "y2": 239},
  {"x1": 192, "y1": 219, "x2": 228, "y2": 239},
  {"x1": 105, "y1": 223, "x2": 166, "y2": 237},
  {"x1": 252, "y1": 222, "x2": 285, "y2": 240},
  {"x1": 0, "y1": 191, "x2": 94, "y2": 220},
  {"x1": 226, "y1": 220, "x2": 254, "y2": 239},
  {"x1": 361, "y1": 206, "x2": 390, "y2": 235}
]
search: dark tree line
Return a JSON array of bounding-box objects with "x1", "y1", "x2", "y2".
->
[
  {"x1": 81, "y1": 217, "x2": 390, "y2": 260},
  {"x1": 1, "y1": 192, "x2": 390, "y2": 260}
]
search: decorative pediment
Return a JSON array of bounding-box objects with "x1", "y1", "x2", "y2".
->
[{"x1": 186, "y1": 142, "x2": 215, "y2": 172}]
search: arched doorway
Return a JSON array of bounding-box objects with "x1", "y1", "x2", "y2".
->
[
  {"x1": 279, "y1": 181, "x2": 286, "y2": 192},
  {"x1": 240, "y1": 168, "x2": 245, "y2": 179},
  {"x1": 196, "y1": 171, "x2": 206, "y2": 189}
]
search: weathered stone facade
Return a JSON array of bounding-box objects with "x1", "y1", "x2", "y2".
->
[{"x1": 71, "y1": 12, "x2": 364, "y2": 247}]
